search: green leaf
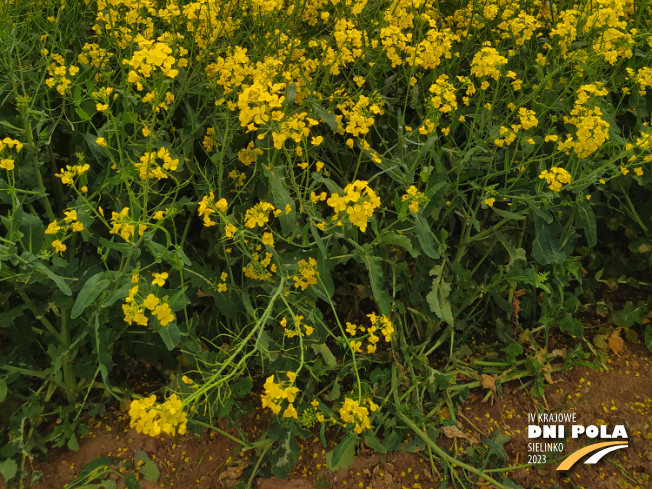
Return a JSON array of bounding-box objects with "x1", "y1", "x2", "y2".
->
[
  {"x1": 645, "y1": 325, "x2": 652, "y2": 353},
  {"x1": 159, "y1": 323, "x2": 180, "y2": 350},
  {"x1": 134, "y1": 450, "x2": 160, "y2": 482},
  {"x1": 531, "y1": 217, "x2": 565, "y2": 266},
  {"x1": 262, "y1": 165, "x2": 295, "y2": 235},
  {"x1": 20, "y1": 213, "x2": 45, "y2": 253},
  {"x1": 71, "y1": 272, "x2": 111, "y2": 318},
  {"x1": 0, "y1": 379, "x2": 6, "y2": 402},
  {"x1": 559, "y1": 313, "x2": 583, "y2": 338},
  {"x1": 311, "y1": 343, "x2": 337, "y2": 367},
  {"x1": 615, "y1": 301, "x2": 647, "y2": 328},
  {"x1": 414, "y1": 210, "x2": 440, "y2": 259},
  {"x1": 363, "y1": 433, "x2": 387, "y2": 454},
  {"x1": 492, "y1": 207, "x2": 526, "y2": 220},
  {"x1": 493, "y1": 229, "x2": 526, "y2": 270},
  {"x1": 269, "y1": 430, "x2": 301, "y2": 479},
  {"x1": 311, "y1": 104, "x2": 338, "y2": 131},
  {"x1": 426, "y1": 265, "x2": 453, "y2": 325},
  {"x1": 527, "y1": 201, "x2": 553, "y2": 224},
  {"x1": 359, "y1": 251, "x2": 391, "y2": 317},
  {"x1": 326, "y1": 434, "x2": 358, "y2": 471},
  {"x1": 75, "y1": 108, "x2": 91, "y2": 121},
  {"x1": 0, "y1": 458, "x2": 18, "y2": 482},
  {"x1": 23, "y1": 252, "x2": 72, "y2": 295},
  {"x1": 379, "y1": 231, "x2": 416, "y2": 256},
  {"x1": 577, "y1": 201, "x2": 597, "y2": 248},
  {"x1": 68, "y1": 433, "x2": 79, "y2": 451}
]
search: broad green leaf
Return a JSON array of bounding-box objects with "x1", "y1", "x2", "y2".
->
[
  {"x1": 326, "y1": 434, "x2": 358, "y2": 471},
  {"x1": 0, "y1": 379, "x2": 6, "y2": 402},
  {"x1": 577, "y1": 201, "x2": 597, "y2": 247},
  {"x1": 23, "y1": 252, "x2": 72, "y2": 296},
  {"x1": 531, "y1": 217, "x2": 565, "y2": 266},
  {"x1": 358, "y1": 251, "x2": 391, "y2": 317},
  {"x1": 363, "y1": 433, "x2": 387, "y2": 454},
  {"x1": 68, "y1": 433, "x2": 79, "y2": 451},
  {"x1": 311, "y1": 104, "x2": 338, "y2": 131},
  {"x1": 159, "y1": 323, "x2": 180, "y2": 350},
  {"x1": 262, "y1": 165, "x2": 295, "y2": 235},
  {"x1": 614, "y1": 301, "x2": 647, "y2": 328},
  {"x1": 71, "y1": 272, "x2": 111, "y2": 318},
  {"x1": 135, "y1": 450, "x2": 160, "y2": 482},
  {"x1": 269, "y1": 430, "x2": 301, "y2": 479},
  {"x1": 493, "y1": 229, "x2": 526, "y2": 269},
  {"x1": 414, "y1": 210, "x2": 440, "y2": 259},
  {"x1": 559, "y1": 313, "x2": 583, "y2": 338},
  {"x1": 492, "y1": 207, "x2": 526, "y2": 221},
  {"x1": 645, "y1": 325, "x2": 652, "y2": 353},
  {"x1": 20, "y1": 213, "x2": 45, "y2": 253},
  {"x1": 0, "y1": 458, "x2": 17, "y2": 482},
  {"x1": 311, "y1": 343, "x2": 337, "y2": 367},
  {"x1": 426, "y1": 265, "x2": 453, "y2": 325},
  {"x1": 379, "y1": 231, "x2": 416, "y2": 256},
  {"x1": 527, "y1": 201, "x2": 553, "y2": 224}
]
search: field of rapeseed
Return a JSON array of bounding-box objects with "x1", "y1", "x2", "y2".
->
[{"x1": 2, "y1": 0, "x2": 652, "y2": 486}]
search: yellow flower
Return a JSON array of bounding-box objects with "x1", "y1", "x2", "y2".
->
[
  {"x1": 0, "y1": 159, "x2": 14, "y2": 170},
  {"x1": 52, "y1": 240, "x2": 66, "y2": 254},
  {"x1": 262, "y1": 232, "x2": 275, "y2": 247},
  {"x1": 620, "y1": 166, "x2": 629, "y2": 175},
  {"x1": 152, "y1": 272, "x2": 168, "y2": 287},
  {"x1": 72, "y1": 221, "x2": 84, "y2": 232},
  {"x1": 96, "y1": 137, "x2": 107, "y2": 147},
  {"x1": 64, "y1": 210, "x2": 77, "y2": 223},
  {"x1": 225, "y1": 223, "x2": 237, "y2": 237},
  {"x1": 96, "y1": 103, "x2": 109, "y2": 112},
  {"x1": 153, "y1": 303, "x2": 174, "y2": 326},
  {"x1": 484, "y1": 198, "x2": 495, "y2": 207},
  {"x1": 346, "y1": 322, "x2": 357, "y2": 335},
  {"x1": 634, "y1": 167, "x2": 643, "y2": 176},
  {"x1": 283, "y1": 403, "x2": 298, "y2": 418},
  {"x1": 350, "y1": 340, "x2": 362, "y2": 353},
  {"x1": 311, "y1": 136, "x2": 324, "y2": 146},
  {"x1": 217, "y1": 283, "x2": 227, "y2": 292},
  {"x1": 143, "y1": 294, "x2": 160, "y2": 311},
  {"x1": 287, "y1": 371, "x2": 297, "y2": 382},
  {"x1": 45, "y1": 220, "x2": 61, "y2": 235}
]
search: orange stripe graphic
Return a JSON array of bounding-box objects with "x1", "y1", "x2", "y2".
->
[{"x1": 557, "y1": 442, "x2": 628, "y2": 471}]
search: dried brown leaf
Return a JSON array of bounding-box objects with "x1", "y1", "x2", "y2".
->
[
  {"x1": 608, "y1": 328, "x2": 625, "y2": 355},
  {"x1": 442, "y1": 425, "x2": 468, "y2": 440}
]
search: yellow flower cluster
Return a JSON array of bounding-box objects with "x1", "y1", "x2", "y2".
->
[
  {"x1": 56, "y1": 162, "x2": 90, "y2": 185},
  {"x1": 557, "y1": 105, "x2": 610, "y2": 158},
  {"x1": 110, "y1": 207, "x2": 143, "y2": 242},
  {"x1": 134, "y1": 147, "x2": 180, "y2": 181},
  {"x1": 337, "y1": 94, "x2": 384, "y2": 138},
  {"x1": 45, "y1": 209, "x2": 86, "y2": 254},
  {"x1": 122, "y1": 285, "x2": 175, "y2": 327},
  {"x1": 281, "y1": 315, "x2": 314, "y2": 338},
  {"x1": 238, "y1": 142, "x2": 263, "y2": 166},
  {"x1": 78, "y1": 42, "x2": 113, "y2": 70},
  {"x1": 197, "y1": 192, "x2": 228, "y2": 227},
  {"x1": 539, "y1": 167, "x2": 572, "y2": 192},
  {"x1": 244, "y1": 201, "x2": 279, "y2": 228},
  {"x1": 124, "y1": 35, "x2": 183, "y2": 86},
  {"x1": 427, "y1": 75, "x2": 457, "y2": 114},
  {"x1": 129, "y1": 394, "x2": 187, "y2": 437},
  {"x1": 401, "y1": 185, "x2": 428, "y2": 213},
  {"x1": 44, "y1": 53, "x2": 79, "y2": 95},
  {"x1": 470, "y1": 46, "x2": 507, "y2": 81},
  {"x1": 339, "y1": 397, "x2": 378, "y2": 434},
  {"x1": 367, "y1": 313, "x2": 394, "y2": 342},
  {"x1": 0, "y1": 137, "x2": 24, "y2": 171},
  {"x1": 326, "y1": 180, "x2": 381, "y2": 232},
  {"x1": 293, "y1": 257, "x2": 318, "y2": 290},
  {"x1": 217, "y1": 271, "x2": 228, "y2": 292},
  {"x1": 243, "y1": 251, "x2": 276, "y2": 281},
  {"x1": 261, "y1": 373, "x2": 300, "y2": 418}
]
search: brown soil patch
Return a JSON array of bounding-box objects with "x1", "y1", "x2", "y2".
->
[{"x1": 7, "y1": 345, "x2": 650, "y2": 489}]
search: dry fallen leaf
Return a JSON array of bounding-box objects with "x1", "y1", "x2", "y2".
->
[
  {"x1": 608, "y1": 328, "x2": 625, "y2": 355},
  {"x1": 197, "y1": 288, "x2": 212, "y2": 298},
  {"x1": 442, "y1": 425, "x2": 468, "y2": 440},
  {"x1": 552, "y1": 349, "x2": 566, "y2": 358},
  {"x1": 218, "y1": 460, "x2": 248, "y2": 487},
  {"x1": 481, "y1": 374, "x2": 497, "y2": 393}
]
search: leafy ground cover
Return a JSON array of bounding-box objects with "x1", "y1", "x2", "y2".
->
[{"x1": 3, "y1": 0, "x2": 652, "y2": 487}]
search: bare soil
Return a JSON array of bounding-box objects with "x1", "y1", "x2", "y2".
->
[{"x1": 4, "y1": 340, "x2": 647, "y2": 489}]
